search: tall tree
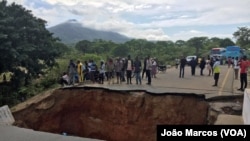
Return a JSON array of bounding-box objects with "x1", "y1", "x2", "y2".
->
[
  {"x1": 124, "y1": 39, "x2": 148, "y2": 58},
  {"x1": 233, "y1": 27, "x2": 250, "y2": 49},
  {"x1": 75, "y1": 40, "x2": 92, "y2": 54},
  {"x1": 187, "y1": 37, "x2": 209, "y2": 57},
  {"x1": 219, "y1": 38, "x2": 235, "y2": 47},
  {"x1": 0, "y1": 0, "x2": 60, "y2": 89},
  {"x1": 112, "y1": 44, "x2": 129, "y2": 57},
  {"x1": 175, "y1": 40, "x2": 186, "y2": 47}
]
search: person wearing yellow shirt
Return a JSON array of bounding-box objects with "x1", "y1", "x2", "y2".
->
[
  {"x1": 77, "y1": 60, "x2": 83, "y2": 83},
  {"x1": 212, "y1": 58, "x2": 220, "y2": 87}
]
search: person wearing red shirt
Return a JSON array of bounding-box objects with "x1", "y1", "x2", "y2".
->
[{"x1": 238, "y1": 56, "x2": 250, "y2": 91}]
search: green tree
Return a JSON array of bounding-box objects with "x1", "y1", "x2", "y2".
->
[
  {"x1": 112, "y1": 44, "x2": 129, "y2": 57},
  {"x1": 219, "y1": 38, "x2": 235, "y2": 47},
  {"x1": 233, "y1": 27, "x2": 250, "y2": 49},
  {"x1": 175, "y1": 40, "x2": 186, "y2": 47},
  {"x1": 208, "y1": 37, "x2": 222, "y2": 47},
  {"x1": 53, "y1": 42, "x2": 71, "y2": 57},
  {"x1": 143, "y1": 41, "x2": 155, "y2": 56},
  {"x1": 91, "y1": 39, "x2": 116, "y2": 55},
  {"x1": 0, "y1": 1, "x2": 60, "y2": 89},
  {"x1": 75, "y1": 40, "x2": 92, "y2": 54},
  {"x1": 187, "y1": 37, "x2": 209, "y2": 57}
]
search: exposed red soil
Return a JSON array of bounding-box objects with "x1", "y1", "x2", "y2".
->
[{"x1": 12, "y1": 87, "x2": 209, "y2": 141}]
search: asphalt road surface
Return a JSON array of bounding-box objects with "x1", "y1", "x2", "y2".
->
[{"x1": 83, "y1": 64, "x2": 244, "y2": 99}]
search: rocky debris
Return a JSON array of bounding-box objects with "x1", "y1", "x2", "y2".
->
[
  {"x1": 12, "y1": 87, "x2": 209, "y2": 141},
  {"x1": 206, "y1": 96, "x2": 243, "y2": 125},
  {"x1": 209, "y1": 102, "x2": 242, "y2": 115}
]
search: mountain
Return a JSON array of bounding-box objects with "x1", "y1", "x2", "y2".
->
[{"x1": 47, "y1": 21, "x2": 131, "y2": 44}]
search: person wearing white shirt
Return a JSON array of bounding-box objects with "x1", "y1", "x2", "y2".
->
[
  {"x1": 234, "y1": 57, "x2": 240, "y2": 80},
  {"x1": 99, "y1": 60, "x2": 105, "y2": 84},
  {"x1": 145, "y1": 56, "x2": 152, "y2": 85},
  {"x1": 212, "y1": 58, "x2": 220, "y2": 87},
  {"x1": 60, "y1": 72, "x2": 69, "y2": 86}
]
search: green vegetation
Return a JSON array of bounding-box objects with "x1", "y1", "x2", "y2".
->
[{"x1": 1, "y1": 0, "x2": 250, "y2": 107}]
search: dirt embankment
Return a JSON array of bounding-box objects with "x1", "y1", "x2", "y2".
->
[{"x1": 11, "y1": 87, "x2": 243, "y2": 141}]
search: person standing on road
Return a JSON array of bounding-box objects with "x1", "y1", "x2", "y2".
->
[
  {"x1": 190, "y1": 57, "x2": 197, "y2": 76},
  {"x1": 238, "y1": 55, "x2": 250, "y2": 91},
  {"x1": 68, "y1": 59, "x2": 77, "y2": 85},
  {"x1": 234, "y1": 57, "x2": 240, "y2": 80},
  {"x1": 114, "y1": 57, "x2": 122, "y2": 84},
  {"x1": 210, "y1": 57, "x2": 215, "y2": 76},
  {"x1": 206, "y1": 58, "x2": 212, "y2": 76},
  {"x1": 76, "y1": 60, "x2": 83, "y2": 83},
  {"x1": 227, "y1": 57, "x2": 232, "y2": 68},
  {"x1": 179, "y1": 56, "x2": 187, "y2": 78},
  {"x1": 212, "y1": 58, "x2": 220, "y2": 87},
  {"x1": 120, "y1": 58, "x2": 126, "y2": 82},
  {"x1": 145, "y1": 56, "x2": 152, "y2": 85},
  {"x1": 199, "y1": 57, "x2": 206, "y2": 76},
  {"x1": 99, "y1": 60, "x2": 105, "y2": 84},
  {"x1": 106, "y1": 58, "x2": 115, "y2": 84},
  {"x1": 142, "y1": 57, "x2": 147, "y2": 79},
  {"x1": 151, "y1": 58, "x2": 157, "y2": 78},
  {"x1": 125, "y1": 55, "x2": 133, "y2": 84},
  {"x1": 133, "y1": 56, "x2": 142, "y2": 85}
]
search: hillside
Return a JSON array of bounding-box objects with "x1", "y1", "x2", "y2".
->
[{"x1": 47, "y1": 21, "x2": 131, "y2": 44}]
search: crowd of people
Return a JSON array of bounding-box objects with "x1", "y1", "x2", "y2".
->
[
  {"x1": 59, "y1": 55, "x2": 159, "y2": 87},
  {"x1": 60, "y1": 54, "x2": 250, "y2": 92},
  {"x1": 176, "y1": 55, "x2": 250, "y2": 90}
]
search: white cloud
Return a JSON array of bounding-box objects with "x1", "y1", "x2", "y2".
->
[
  {"x1": 171, "y1": 30, "x2": 234, "y2": 41},
  {"x1": 6, "y1": 0, "x2": 250, "y2": 41},
  {"x1": 7, "y1": 0, "x2": 25, "y2": 4}
]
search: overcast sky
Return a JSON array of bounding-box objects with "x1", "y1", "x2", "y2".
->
[{"x1": 7, "y1": 0, "x2": 250, "y2": 42}]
